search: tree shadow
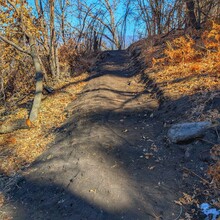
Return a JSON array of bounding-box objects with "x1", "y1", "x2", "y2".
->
[
  {"x1": 1, "y1": 50, "x2": 219, "y2": 220},
  {"x1": 2, "y1": 94, "x2": 214, "y2": 219},
  {"x1": 3, "y1": 175, "x2": 137, "y2": 220}
]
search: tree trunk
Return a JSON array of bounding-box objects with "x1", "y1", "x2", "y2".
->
[
  {"x1": 93, "y1": 31, "x2": 98, "y2": 52},
  {"x1": 61, "y1": 12, "x2": 66, "y2": 44},
  {"x1": 55, "y1": 46, "x2": 60, "y2": 78},
  {"x1": 49, "y1": 0, "x2": 57, "y2": 78},
  {"x1": 37, "y1": 53, "x2": 48, "y2": 82},
  {"x1": 35, "y1": 0, "x2": 51, "y2": 76},
  {"x1": 185, "y1": 0, "x2": 200, "y2": 29},
  {"x1": 29, "y1": 37, "x2": 43, "y2": 122}
]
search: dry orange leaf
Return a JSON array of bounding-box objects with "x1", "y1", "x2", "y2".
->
[
  {"x1": 25, "y1": 119, "x2": 32, "y2": 127},
  {"x1": 8, "y1": 137, "x2": 16, "y2": 144}
]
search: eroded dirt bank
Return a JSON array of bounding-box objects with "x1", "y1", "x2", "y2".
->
[{"x1": 1, "y1": 50, "x2": 216, "y2": 220}]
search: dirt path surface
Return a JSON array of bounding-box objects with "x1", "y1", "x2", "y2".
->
[{"x1": 3, "y1": 51, "x2": 194, "y2": 219}]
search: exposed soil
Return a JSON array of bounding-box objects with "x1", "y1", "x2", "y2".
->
[{"x1": 1, "y1": 50, "x2": 219, "y2": 220}]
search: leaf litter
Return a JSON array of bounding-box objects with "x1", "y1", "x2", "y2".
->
[{"x1": 0, "y1": 73, "x2": 88, "y2": 175}]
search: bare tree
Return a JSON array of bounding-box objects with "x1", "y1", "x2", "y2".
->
[
  {"x1": 0, "y1": 1, "x2": 43, "y2": 122},
  {"x1": 135, "y1": 0, "x2": 181, "y2": 37}
]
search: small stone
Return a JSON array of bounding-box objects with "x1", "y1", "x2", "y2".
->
[
  {"x1": 184, "y1": 148, "x2": 191, "y2": 160},
  {"x1": 168, "y1": 121, "x2": 212, "y2": 143}
]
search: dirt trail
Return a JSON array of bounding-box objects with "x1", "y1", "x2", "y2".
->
[{"x1": 3, "y1": 50, "x2": 186, "y2": 219}]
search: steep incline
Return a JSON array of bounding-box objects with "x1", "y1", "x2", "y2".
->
[{"x1": 3, "y1": 51, "x2": 184, "y2": 220}]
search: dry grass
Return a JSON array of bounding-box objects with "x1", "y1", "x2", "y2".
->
[
  {"x1": 0, "y1": 73, "x2": 88, "y2": 175},
  {"x1": 150, "y1": 22, "x2": 220, "y2": 100},
  {"x1": 208, "y1": 161, "x2": 220, "y2": 188},
  {"x1": 149, "y1": 21, "x2": 220, "y2": 188}
]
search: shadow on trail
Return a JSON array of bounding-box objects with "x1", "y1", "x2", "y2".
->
[
  {"x1": 3, "y1": 107, "x2": 183, "y2": 220},
  {"x1": 5, "y1": 177, "x2": 109, "y2": 220},
  {"x1": 2, "y1": 50, "x2": 218, "y2": 220}
]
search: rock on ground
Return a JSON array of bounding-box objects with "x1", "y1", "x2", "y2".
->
[{"x1": 168, "y1": 121, "x2": 212, "y2": 143}]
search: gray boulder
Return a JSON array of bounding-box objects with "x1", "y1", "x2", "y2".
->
[{"x1": 168, "y1": 121, "x2": 212, "y2": 143}]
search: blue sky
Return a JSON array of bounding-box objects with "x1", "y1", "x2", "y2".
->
[{"x1": 27, "y1": 0, "x2": 145, "y2": 47}]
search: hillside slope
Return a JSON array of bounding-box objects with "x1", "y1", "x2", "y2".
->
[{"x1": 0, "y1": 26, "x2": 220, "y2": 219}]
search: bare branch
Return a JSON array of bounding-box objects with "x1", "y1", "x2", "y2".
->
[{"x1": 0, "y1": 34, "x2": 31, "y2": 56}]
